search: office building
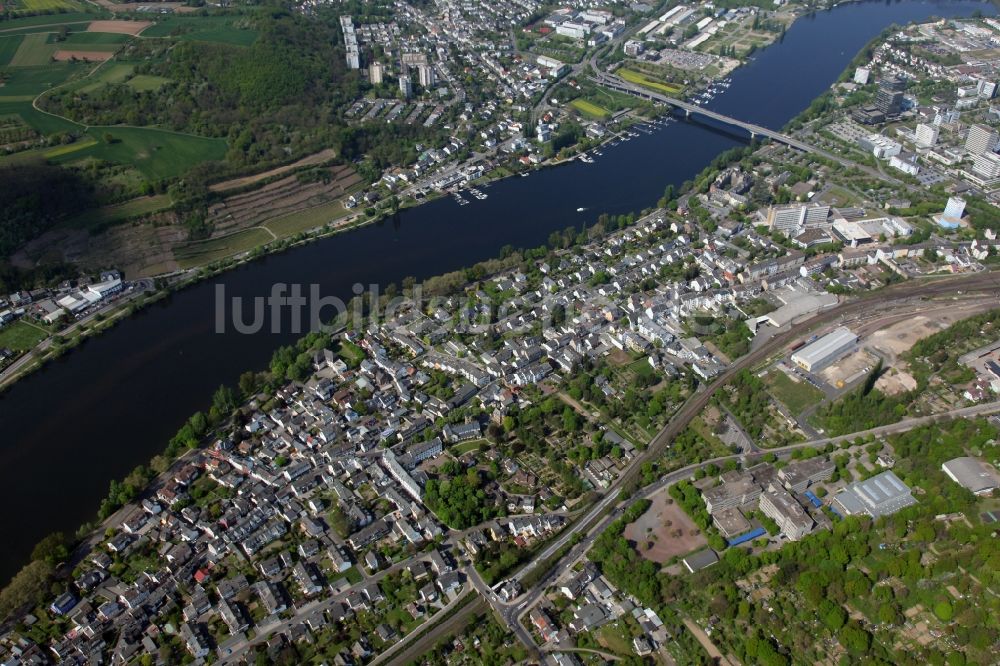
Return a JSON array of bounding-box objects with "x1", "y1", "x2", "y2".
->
[
  {"x1": 978, "y1": 79, "x2": 997, "y2": 99},
  {"x1": 973, "y1": 151, "x2": 1000, "y2": 179},
  {"x1": 831, "y1": 470, "x2": 916, "y2": 518},
  {"x1": 889, "y1": 153, "x2": 919, "y2": 175},
  {"x1": 859, "y1": 134, "x2": 902, "y2": 159},
  {"x1": 624, "y1": 39, "x2": 645, "y2": 56},
  {"x1": 934, "y1": 196, "x2": 966, "y2": 230},
  {"x1": 874, "y1": 75, "x2": 905, "y2": 116},
  {"x1": 934, "y1": 107, "x2": 960, "y2": 126},
  {"x1": 965, "y1": 124, "x2": 999, "y2": 155},
  {"x1": 556, "y1": 21, "x2": 590, "y2": 39},
  {"x1": 759, "y1": 485, "x2": 814, "y2": 541},
  {"x1": 944, "y1": 196, "x2": 966, "y2": 220},
  {"x1": 417, "y1": 63, "x2": 435, "y2": 88},
  {"x1": 536, "y1": 55, "x2": 567, "y2": 75},
  {"x1": 778, "y1": 457, "x2": 836, "y2": 493},
  {"x1": 791, "y1": 326, "x2": 858, "y2": 372},
  {"x1": 764, "y1": 203, "x2": 831, "y2": 234},
  {"x1": 914, "y1": 123, "x2": 939, "y2": 148},
  {"x1": 399, "y1": 74, "x2": 413, "y2": 99}
]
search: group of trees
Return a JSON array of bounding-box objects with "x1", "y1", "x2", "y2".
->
[
  {"x1": 589, "y1": 499, "x2": 664, "y2": 607},
  {"x1": 424, "y1": 465, "x2": 500, "y2": 530},
  {"x1": 718, "y1": 369, "x2": 773, "y2": 440}
]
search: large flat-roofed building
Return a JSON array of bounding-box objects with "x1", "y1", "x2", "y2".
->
[
  {"x1": 791, "y1": 327, "x2": 858, "y2": 372},
  {"x1": 702, "y1": 465, "x2": 778, "y2": 514},
  {"x1": 778, "y1": 457, "x2": 836, "y2": 493},
  {"x1": 759, "y1": 484, "x2": 814, "y2": 541},
  {"x1": 942, "y1": 457, "x2": 1000, "y2": 496},
  {"x1": 764, "y1": 203, "x2": 831, "y2": 234},
  {"x1": 831, "y1": 470, "x2": 916, "y2": 519},
  {"x1": 712, "y1": 506, "x2": 751, "y2": 538},
  {"x1": 682, "y1": 549, "x2": 719, "y2": 573},
  {"x1": 702, "y1": 474, "x2": 760, "y2": 514}
]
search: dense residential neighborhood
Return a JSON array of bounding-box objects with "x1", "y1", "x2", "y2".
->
[{"x1": 3, "y1": 1, "x2": 1000, "y2": 665}]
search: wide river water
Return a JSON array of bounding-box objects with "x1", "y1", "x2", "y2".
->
[{"x1": 0, "y1": 0, "x2": 994, "y2": 584}]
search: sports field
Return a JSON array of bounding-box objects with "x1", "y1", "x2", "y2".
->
[{"x1": 618, "y1": 68, "x2": 683, "y2": 95}]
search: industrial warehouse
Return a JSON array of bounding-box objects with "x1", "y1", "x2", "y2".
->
[{"x1": 791, "y1": 327, "x2": 859, "y2": 372}]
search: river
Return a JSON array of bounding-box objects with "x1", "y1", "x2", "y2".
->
[{"x1": 0, "y1": 0, "x2": 993, "y2": 585}]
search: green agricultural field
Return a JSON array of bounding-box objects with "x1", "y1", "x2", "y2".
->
[
  {"x1": 141, "y1": 16, "x2": 258, "y2": 46},
  {"x1": 0, "y1": 61, "x2": 90, "y2": 97},
  {"x1": 0, "y1": 35, "x2": 25, "y2": 66},
  {"x1": 617, "y1": 68, "x2": 683, "y2": 95},
  {"x1": 0, "y1": 320, "x2": 47, "y2": 351},
  {"x1": 42, "y1": 135, "x2": 96, "y2": 157},
  {"x1": 9, "y1": 32, "x2": 57, "y2": 66},
  {"x1": 76, "y1": 62, "x2": 133, "y2": 94},
  {"x1": 50, "y1": 31, "x2": 129, "y2": 46},
  {"x1": 0, "y1": 99, "x2": 83, "y2": 135},
  {"x1": 173, "y1": 227, "x2": 274, "y2": 269},
  {"x1": 570, "y1": 98, "x2": 610, "y2": 120},
  {"x1": 126, "y1": 74, "x2": 171, "y2": 92},
  {"x1": 0, "y1": 13, "x2": 96, "y2": 33},
  {"x1": 15, "y1": 0, "x2": 83, "y2": 12},
  {"x1": 53, "y1": 126, "x2": 227, "y2": 179}
]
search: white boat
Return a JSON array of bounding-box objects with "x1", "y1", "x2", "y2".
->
[{"x1": 577, "y1": 207, "x2": 587, "y2": 212}]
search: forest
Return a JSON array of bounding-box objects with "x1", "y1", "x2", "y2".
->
[{"x1": 0, "y1": 164, "x2": 94, "y2": 259}]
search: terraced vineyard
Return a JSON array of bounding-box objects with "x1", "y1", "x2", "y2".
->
[{"x1": 206, "y1": 165, "x2": 362, "y2": 235}]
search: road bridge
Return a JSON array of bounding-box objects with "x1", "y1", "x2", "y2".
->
[{"x1": 592, "y1": 72, "x2": 814, "y2": 149}]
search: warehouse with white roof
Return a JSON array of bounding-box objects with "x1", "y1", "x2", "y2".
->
[
  {"x1": 831, "y1": 470, "x2": 917, "y2": 519},
  {"x1": 791, "y1": 326, "x2": 858, "y2": 372},
  {"x1": 942, "y1": 457, "x2": 1000, "y2": 496}
]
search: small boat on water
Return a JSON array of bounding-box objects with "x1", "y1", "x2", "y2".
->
[{"x1": 577, "y1": 207, "x2": 587, "y2": 212}]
